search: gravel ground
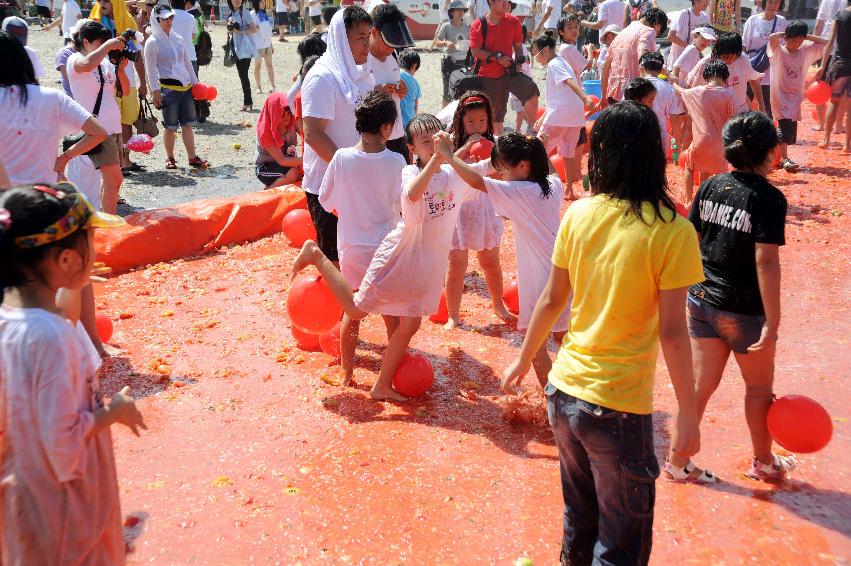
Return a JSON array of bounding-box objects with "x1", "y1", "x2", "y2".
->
[{"x1": 27, "y1": 23, "x2": 549, "y2": 213}]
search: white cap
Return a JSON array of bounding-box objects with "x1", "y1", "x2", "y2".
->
[
  {"x1": 602, "y1": 24, "x2": 622, "y2": 38},
  {"x1": 692, "y1": 26, "x2": 717, "y2": 41},
  {"x1": 152, "y1": 4, "x2": 176, "y2": 19}
]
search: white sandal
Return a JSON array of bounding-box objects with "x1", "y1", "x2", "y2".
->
[{"x1": 663, "y1": 460, "x2": 717, "y2": 484}]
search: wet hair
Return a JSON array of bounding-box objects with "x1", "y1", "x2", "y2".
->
[
  {"x1": 451, "y1": 91, "x2": 495, "y2": 150},
  {"x1": 299, "y1": 54, "x2": 320, "y2": 79},
  {"x1": 531, "y1": 33, "x2": 556, "y2": 53},
  {"x1": 588, "y1": 101, "x2": 675, "y2": 223},
  {"x1": 639, "y1": 50, "x2": 665, "y2": 73},
  {"x1": 355, "y1": 90, "x2": 397, "y2": 135},
  {"x1": 343, "y1": 5, "x2": 372, "y2": 32},
  {"x1": 703, "y1": 58, "x2": 730, "y2": 81},
  {"x1": 0, "y1": 31, "x2": 36, "y2": 106},
  {"x1": 557, "y1": 13, "x2": 580, "y2": 37},
  {"x1": 323, "y1": 5, "x2": 338, "y2": 25},
  {"x1": 712, "y1": 32, "x2": 743, "y2": 57},
  {"x1": 784, "y1": 20, "x2": 808, "y2": 38},
  {"x1": 297, "y1": 33, "x2": 326, "y2": 63},
  {"x1": 371, "y1": 2, "x2": 405, "y2": 30},
  {"x1": 72, "y1": 19, "x2": 112, "y2": 50},
  {"x1": 722, "y1": 111, "x2": 779, "y2": 169},
  {"x1": 492, "y1": 133, "x2": 552, "y2": 197},
  {"x1": 398, "y1": 48, "x2": 420, "y2": 70},
  {"x1": 0, "y1": 184, "x2": 91, "y2": 289},
  {"x1": 404, "y1": 113, "x2": 443, "y2": 143},
  {"x1": 641, "y1": 7, "x2": 668, "y2": 35},
  {"x1": 624, "y1": 77, "x2": 657, "y2": 102}
]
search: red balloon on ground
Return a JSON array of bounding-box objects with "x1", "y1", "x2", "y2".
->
[
  {"x1": 287, "y1": 275, "x2": 343, "y2": 335},
  {"x1": 291, "y1": 326, "x2": 320, "y2": 351},
  {"x1": 503, "y1": 281, "x2": 519, "y2": 315},
  {"x1": 551, "y1": 154, "x2": 567, "y2": 182},
  {"x1": 767, "y1": 394, "x2": 833, "y2": 453},
  {"x1": 192, "y1": 83, "x2": 209, "y2": 101},
  {"x1": 674, "y1": 202, "x2": 689, "y2": 217},
  {"x1": 125, "y1": 134, "x2": 154, "y2": 153},
  {"x1": 95, "y1": 313, "x2": 113, "y2": 343},
  {"x1": 281, "y1": 209, "x2": 317, "y2": 248},
  {"x1": 469, "y1": 138, "x2": 494, "y2": 161},
  {"x1": 206, "y1": 84, "x2": 218, "y2": 101},
  {"x1": 805, "y1": 81, "x2": 831, "y2": 105},
  {"x1": 319, "y1": 324, "x2": 341, "y2": 357},
  {"x1": 535, "y1": 106, "x2": 545, "y2": 121},
  {"x1": 429, "y1": 290, "x2": 448, "y2": 324},
  {"x1": 392, "y1": 352, "x2": 434, "y2": 397}
]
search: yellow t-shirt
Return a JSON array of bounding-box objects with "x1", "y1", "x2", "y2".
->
[{"x1": 549, "y1": 195, "x2": 704, "y2": 415}]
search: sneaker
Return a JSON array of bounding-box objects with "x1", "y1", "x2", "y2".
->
[
  {"x1": 745, "y1": 454, "x2": 798, "y2": 483},
  {"x1": 780, "y1": 158, "x2": 800, "y2": 172}
]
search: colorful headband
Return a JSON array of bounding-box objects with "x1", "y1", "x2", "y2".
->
[{"x1": 463, "y1": 96, "x2": 486, "y2": 105}]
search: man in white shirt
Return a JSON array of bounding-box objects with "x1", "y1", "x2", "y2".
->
[
  {"x1": 666, "y1": 0, "x2": 710, "y2": 70},
  {"x1": 534, "y1": 0, "x2": 562, "y2": 36},
  {"x1": 44, "y1": 0, "x2": 82, "y2": 44},
  {"x1": 171, "y1": 0, "x2": 198, "y2": 76}
]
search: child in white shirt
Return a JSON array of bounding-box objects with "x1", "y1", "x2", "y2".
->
[{"x1": 318, "y1": 91, "x2": 406, "y2": 386}]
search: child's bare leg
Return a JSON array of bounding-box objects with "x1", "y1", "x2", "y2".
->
[
  {"x1": 382, "y1": 314, "x2": 400, "y2": 340},
  {"x1": 735, "y1": 342, "x2": 777, "y2": 465},
  {"x1": 683, "y1": 167, "x2": 695, "y2": 204},
  {"x1": 564, "y1": 151, "x2": 577, "y2": 199},
  {"x1": 340, "y1": 314, "x2": 359, "y2": 384},
  {"x1": 371, "y1": 316, "x2": 422, "y2": 402},
  {"x1": 444, "y1": 249, "x2": 468, "y2": 329},
  {"x1": 531, "y1": 341, "x2": 552, "y2": 388},
  {"x1": 253, "y1": 58, "x2": 263, "y2": 93},
  {"x1": 265, "y1": 50, "x2": 276, "y2": 91},
  {"x1": 291, "y1": 241, "x2": 366, "y2": 320},
  {"x1": 515, "y1": 111, "x2": 523, "y2": 133},
  {"x1": 477, "y1": 246, "x2": 515, "y2": 324},
  {"x1": 778, "y1": 142, "x2": 788, "y2": 161},
  {"x1": 571, "y1": 152, "x2": 582, "y2": 198}
]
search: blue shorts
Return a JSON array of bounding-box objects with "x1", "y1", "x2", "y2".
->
[
  {"x1": 161, "y1": 88, "x2": 197, "y2": 130},
  {"x1": 687, "y1": 295, "x2": 765, "y2": 353}
]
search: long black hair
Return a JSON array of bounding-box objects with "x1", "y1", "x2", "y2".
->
[
  {"x1": 451, "y1": 91, "x2": 495, "y2": 150},
  {"x1": 722, "y1": 111, "x2": 779, "y2": 170},
  {"x1": 0, "y1": 31, "x2": 37, "y2": 106},
  {"x1": 588, "y1": 101, "x2": 675, "y2": 223},
  {"x1": 492, "y1": 132, "x2": 552, "y2": 198},
  {"x1": 0, "y1": 184, "x2": 91, "y2": 290}
]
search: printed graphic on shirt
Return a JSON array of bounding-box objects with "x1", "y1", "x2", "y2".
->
[
  {"x1": 698, "y1": 199, "x2": 752, "y2": 233},
  {"x1": 425, "y1": 189, "x2": 457, "y2": 218}
]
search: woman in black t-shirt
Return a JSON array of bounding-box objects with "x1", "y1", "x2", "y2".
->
[{"x1": 664, "y1": 111, "x2": 797, "y2": 484}]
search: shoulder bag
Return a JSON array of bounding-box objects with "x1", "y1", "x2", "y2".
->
[
  {"x1": 62, "y1": 65, "x2": 105, "y2": 155},
  {"x1": 133, "y1": 94, "x2": 160, "y2": 138},
  {"x1": 449, "y1": 16, "x2": 488, "y2": 100},
  {"x1": 223, "y1": 32, "x2": 237, "y2": 67},
  {"x1": 745, "y1": 16, "x2": 777, "y2": 73}
]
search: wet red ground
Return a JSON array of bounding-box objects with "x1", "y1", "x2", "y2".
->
[{"x1": 99, "y1": 110, "x2": 849, "y2": 564}]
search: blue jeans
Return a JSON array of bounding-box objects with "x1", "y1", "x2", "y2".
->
[
  {"x1": 546, "y1": 383, "x2": 659, "y2": 565},
  {"x1": 687, "y1": 295, "x2": 765, "y2": 354}
]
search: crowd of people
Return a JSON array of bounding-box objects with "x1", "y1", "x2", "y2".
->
[{"x1": 0, "y1": 0, "x2": 849, "y2": 563}]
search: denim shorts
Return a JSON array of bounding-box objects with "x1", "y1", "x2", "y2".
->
[
  {"x1": 687, "y1": 295, "x2": 765, "y2": 353},
  {"x1": 161, "y1": 88, "x2": 197, "y2": 130}
]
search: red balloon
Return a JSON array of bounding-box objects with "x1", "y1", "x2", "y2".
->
[
  {"x1": 469, "y1": 138, "x2": 494, "y2": 161},
  {"x1": 674, "y1": 202, "x2": 689, "y2": 217},
  {"x1": 551, "y1": 154, "x2": 567, "y2": 182},
  {"x1": 429, "y1": 290, "x2": 448, "y2": 324},
  {"x1": 805, "y1": 80, "x2": 831, "y2": 105},
  {"x1": 287, "y1": 275, "x2": 343, "y2": 334},
  {"x1": 503, "y1": 281, "x2": 519, "y2": 315},
  {"x1": 678, "y1": 147, "x2": 689, "y2": 169},
  {"x1": 535, "y1": 106, "x2": 545, "y2": 121},
  {"x1": 95, "y1": 313, "x2": 113, "y2": 344},
  {"x1": 291, "y1": 326, "x2": 320, "y2": 351},
  {"x1": 192, "y1": 83, "x2": 209, "y2": 101},
  {"x1": 767, "y1": 395, "x2": 833, "y2": 453},
  {"x1": 585, "y1": 94, "x2": 600, "y2": 111},
  {"x1": 206, "y1": 84, "x2": 218, "y2": 101},
  {"x1": 281, "y1": 209, "x2": 317, "y2": 248},
  {"x1": 319, "y1": 323, "x2": 341, "y2": 357},
  {"x1": 392, "y1": 352, "x2": 434, "y2": 397},
  {"x1": 125, "y1": 134, "x2": 154, "y2": 153}
]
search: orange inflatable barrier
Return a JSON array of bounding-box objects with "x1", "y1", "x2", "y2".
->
[{"x1": 96, "y1": 186, "x2": 307, "y2": 273}]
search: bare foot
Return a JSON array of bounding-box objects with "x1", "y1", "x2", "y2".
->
[
  {"x1": 290, "y1": 240, "x2": 319, "y2": 280},
  {"x1": 444, "y1": 317, "x2": 462, "y2": 330},
  {"x1": 493, "y1": 305, "x2": 517, "y2": 325},
  {"x1": 817, "y1": 140, "x2": 829, "y2": 149},
  {"x1": 370, "y1": 387, "x2": 409, "y2": 403}
]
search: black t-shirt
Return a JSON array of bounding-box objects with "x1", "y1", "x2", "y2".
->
[
  {"x1": 833, "y1": 10, "x2": 851, "y2": 74},
  {"x1": 688, "y1": 171, "x2": 787, "y2": 315}
]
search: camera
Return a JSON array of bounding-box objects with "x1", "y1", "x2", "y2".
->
[
  {"x1": 108, "y1": 29, "x2": 141, "y2": 65},
  {"x1": 226, "y1": 21, "x2": 241, "y2": 31}
]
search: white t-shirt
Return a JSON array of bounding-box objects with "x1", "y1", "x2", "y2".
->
[
  {"x1": 816, "y1": 0, "x2": 844, "y2": 38},
  {"x1": 35, "y1": 0, "x2": 51, "y2": 7},
  {"x1": 558, "y1": 43, "x2": 588, "y2": 78},
  {"x1": 60, "y1": 0, "x2": 82, "y2": 38},
  {"x1": 318, "y1": 147, "x2": 406, "y2": 288},
  {"x1": 543, "y1": 56, "x2": 585, "y2": 128},
  {"x1": 673, "y1": 44, "x2": 701, "y2": 86},
  {"x1": 596, "y1": 0, "x2": 624, "y2": 32},
  {"x1": 308, "y1": 0, "x2": 322, "y2": 17},
  {"x1": 686, "y1": 55, "x2": 763, "y2": 113},
  {"x1": 485, "y1": 174, "x2": 569, "y2": 332},
  {"x1": 542, "y1": 0, "x2": 561, "y2": 29},
  {"x1": 768, "y1": 40, "x2": 823, "y2": 121},
  {"x1": 301, "y1": 67, "x2": 362, "y2": 194},
  {"x1": 647, "y1": 76, "x2": 682, "y2": 148},
  {"x1": 0, "y1": 85, "x2": 90, "y2": 186},
  {"x1": 252, "y1": 10, "x2": 274, "y2": 49},
  {"x1": 667, "y1": 7, "x2": 710, "y2": 69},
  {"x1": 67, "y1": 53, "x2": 122, "y2": 134},
  {"x1": 275, "y1": 0, "x2": 286, "y2": 12},
  {"x1": 469, "y1": 0, "x2": 489, "y2": 19},
  {"x1": 742, "y1": 14, "x2": 787, "y2": 85},
  {"x1": 287, "y1": 74, "x2": 302, "y2": 112},
  {"x1": 172, "y1": 10, "x2": 198, "y2": 61},
  {"x1": 369, "y1": 53, "x2": 405, "y2": 140},
  {"x1": 25, "y1": 46, "x2": 45, "y2": 80}
]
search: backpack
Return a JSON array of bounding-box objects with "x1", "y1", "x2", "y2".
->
[{"x1": 196, "y1": 29, "x2": 213, "y2": 66}]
